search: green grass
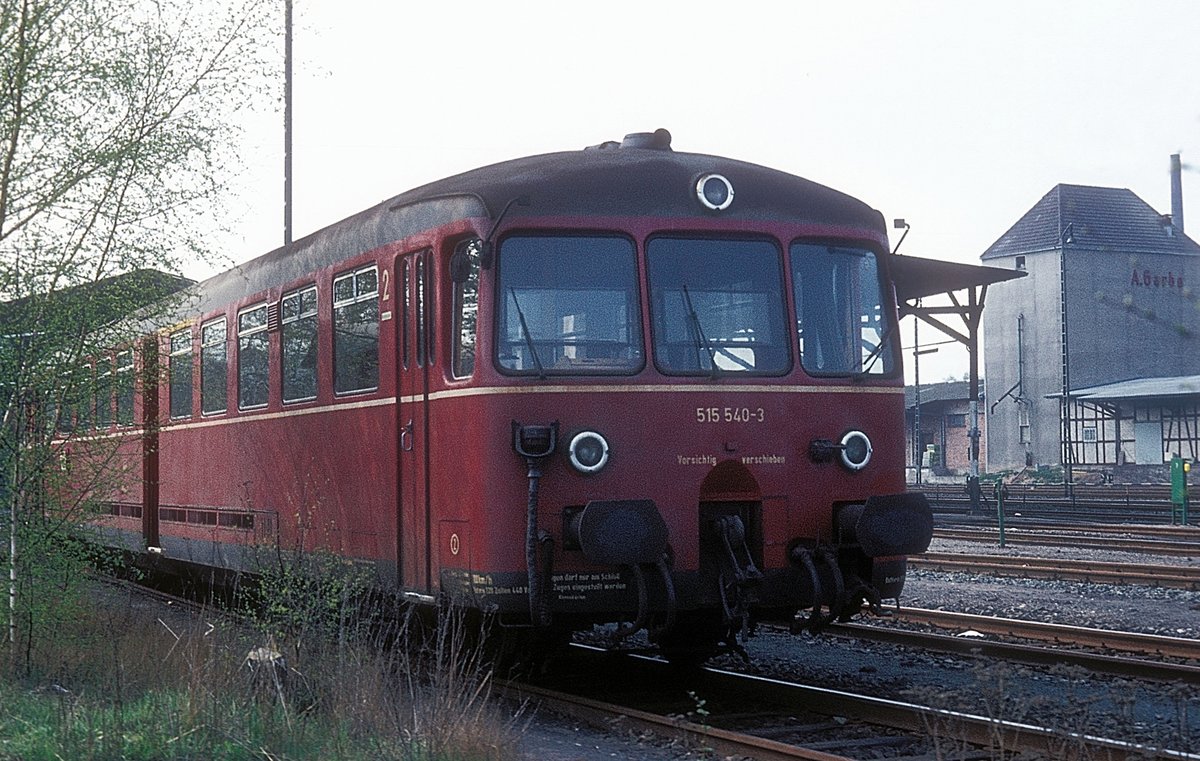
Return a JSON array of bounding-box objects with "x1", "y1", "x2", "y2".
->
[{"x1": 0, "y1": 577, "x2": 523, "y2": 761}]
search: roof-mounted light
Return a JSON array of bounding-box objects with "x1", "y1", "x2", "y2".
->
[{"x1": 696, "y1": 173, "x2": 734, "y2": 211}]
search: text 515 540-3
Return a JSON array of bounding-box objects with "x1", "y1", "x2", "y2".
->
[{"x1": 696, "y1": 407, "x2": 765, "y2": 424}]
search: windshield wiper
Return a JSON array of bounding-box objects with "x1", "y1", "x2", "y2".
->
[
  {"x1": 509, "y1": 288, "x2": 546, "y2": 379},
  {"x1": 859, "y1": 322, "x2": 895, "y2": 375},
  {"x1": 682, "y1": 285, "x2": 718, "y2": 377}
]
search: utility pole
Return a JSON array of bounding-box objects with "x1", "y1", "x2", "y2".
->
[
  {"x1": 284, "y1": 0, "x2": 293, "y2": 247},
  {"x1": 1059, "y1": 222, "x2": 1074, "y2": 496}
]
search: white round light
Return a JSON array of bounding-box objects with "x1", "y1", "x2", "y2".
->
[
  {"x1": 695, "y1": 173, "x2": 734, "y2": 211},
  {"x1": 839, "y1": 430, "x2": 872, "y2": 471},
  {"x1": 568, "y1": 431, "x2": 610, "y2": 474}
]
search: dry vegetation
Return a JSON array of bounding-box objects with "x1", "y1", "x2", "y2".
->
[{"x1": 0, "y1": 543, "x2": 526, "y2": 761}]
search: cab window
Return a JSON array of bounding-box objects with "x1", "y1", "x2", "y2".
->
[{"x1": 496, "y1": 235, "x2": 642, "y2": 375}]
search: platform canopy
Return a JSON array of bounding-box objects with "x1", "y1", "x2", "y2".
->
[
  {"x1": 887, "y1": 254, "x2": 1026, "y2": 303},
  {"x1": 887, "y1": 253, "x2": 1026, "y2": 513},
  {"x1": 1053, "y1": 375, "x2": 1200, "y2": 401}
]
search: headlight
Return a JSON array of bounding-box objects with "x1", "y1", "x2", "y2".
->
[
  {"x1": 839, "y1": 430, "x2": 872, "y2": 471},
  {"x1": 568, "y1": 430, "x2": 610, "y2": 474}
]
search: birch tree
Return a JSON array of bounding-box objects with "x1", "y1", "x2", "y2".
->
[{"x1": 0, "y1": 0, "x2": 276, "y2": 670}]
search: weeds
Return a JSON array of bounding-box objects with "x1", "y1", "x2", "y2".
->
[{"x1": 0, "y1": 539, "x2": 524, "y2": 760}]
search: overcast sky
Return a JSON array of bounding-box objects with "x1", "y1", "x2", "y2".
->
[{"x1": 221, "y1": 0, "x2": 1200, "y2": 382}]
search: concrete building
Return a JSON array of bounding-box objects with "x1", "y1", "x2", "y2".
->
[{"x1": 981, "y1": 181, "x2": 1200, "y2": 474}]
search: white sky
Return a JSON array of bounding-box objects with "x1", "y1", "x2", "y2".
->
[{"x1": 219, "y1": 0, "x2": 1200, "y2": 383}]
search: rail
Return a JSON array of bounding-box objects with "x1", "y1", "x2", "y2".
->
[
  {"x1": 509, "y1": 645, "x2": 1199, "y2": 760},
  {"x1": 915, "y1": 482, "x2": 1198, "y2": 525},
  {"x1": 911, "y1": 552, "x2": 1200, "y2": 590}
]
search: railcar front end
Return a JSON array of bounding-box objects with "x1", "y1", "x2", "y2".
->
[{"x1": 431, "y1": 158, "x2": 933, "y2": 658}]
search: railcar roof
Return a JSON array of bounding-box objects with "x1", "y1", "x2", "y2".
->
[{"x1": 179, "y1": 134, "x2": 885, "y2": 320}]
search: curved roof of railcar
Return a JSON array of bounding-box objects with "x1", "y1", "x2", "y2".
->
[{"x1": 173, "y1": 135, "x2": 885, "y2": 321}]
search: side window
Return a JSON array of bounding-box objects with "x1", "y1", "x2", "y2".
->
[
  {"x1": 95, "y1": 357, "x2": 113, "y2": 429},
  {"x1": 76, "y1": 365, "x2": 93, "y2": 430},
  {"x1": 238, "y1": 304, "x2": 269, "y2": 410},
  {"x1": 333, "y1": 265, "x2": 379, "y2": 394},
  {"x1": 201, "y1": 318, "x2": 227, "y2": 415},
  {"x1": 401, "y1": 261, "x2": 411, "y2": 370},
  {"x1": 451, "y1": 241, "x2": 481, "y2": 378},
  {"x1": 169, "y1": 328, "x2": 193, "y2": 419},
  {"x1": 416, "y1": 258, "x2": 427, "y2": 367},
  {"x1": 282, "y1": 285, "x2": 318, "y2": 402},
  {"x1": 115, "y1": 349, "x2": 135, "y2": 426},
  {"x1": 56, "y1": 370, "x2": 75, "y2": 434}
]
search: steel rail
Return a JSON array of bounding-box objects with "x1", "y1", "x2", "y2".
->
[
  {"x1": 938, "y1": 521, "x2": 1200, "y2": 539},
  {"x1": 827, "y1": 620, "x2": 1200, "y2": 683},
  {"x1": 703, "y1": 667, "x2": 1200, "y2": 761},
  {"x1": 507, "y1": 646, "x2": 1200, "y2": 761},
  {"x1": 911, "y1": 551, "x2": 1200, "y2": 590},
  {"x1": 497, "y1": 678, "x2": 854, "y2": 761},
  {"x1": 880, "y1": 606, "x2": 1200, "y2": 660},
  {"x1": 933, "y1": 527, "x2": 1200, "y2": 556}
]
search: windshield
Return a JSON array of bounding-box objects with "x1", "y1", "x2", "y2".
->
[
  {"x1": 496, "y1": 235, "x2": 643, "y2": 375},
  {"x1": 647, "y1": 237, "x2": 790, "y2": 375},
  {"x1": 791, "y1": 243, "x2": 893, "y2": 375}
]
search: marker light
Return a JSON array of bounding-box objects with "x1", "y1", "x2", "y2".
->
[
  {"x1": 695, "y1": 173, "x2": 734, "y2": 211},
  {"x1": 568, "y1": 431, "x2": 610, "y2": 474},
  {"x1": 839, "y1": 430, "x2": 873, "y2": 471}
]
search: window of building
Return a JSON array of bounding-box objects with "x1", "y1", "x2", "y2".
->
[
  {"x1": 946, "y1": 413, "x2": 967, "y2": 428},
  {"x1": 1015, "y1": 255, "x2": 1026, "y2": 271},
  {"x1": 238, "y1": 305, "x2": 269, "y2": 410},
  {"x1": 169, "y1": 328, "x2": 193, "y2": 419},
  {"x1": 116, "y1": 349, "x2": 135, "y2": 426},
  {"x1": 201, "y1": 318, "x2": 227, "y2": 415},
  {"x1": 282, "y1": 285, "x2": 318, "y2": 402},
  {"x1": 333, "y1": 265, "x2": 379, "y2": 394},
  {"x1": 451, "y1": 241, "x2": 481, "y2": 378}
]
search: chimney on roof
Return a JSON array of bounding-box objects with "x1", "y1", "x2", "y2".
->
[{"x1": 1170, "y1": 153, "x2": 1184, "y2": 233}]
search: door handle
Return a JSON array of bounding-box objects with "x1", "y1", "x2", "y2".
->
[{"x1": 401, "y1": 419, "x2": 414, "y2": 452}]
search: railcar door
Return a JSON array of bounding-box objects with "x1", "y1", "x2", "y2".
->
[{"x1": 396, "y1": 251, "x2": 433, "y2": 593}]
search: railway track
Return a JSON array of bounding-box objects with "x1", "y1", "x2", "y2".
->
[
  {"x1": 829, "y1": 607, "x2": 1200, "y2": 683},
  {"x1": 939, "y1": 520, "x2": 1200, "y2": 539},
  {"x1": 911, "y1": 551, "x2": 1200, "y2": 589},
  {"x1": 933, "y1": 527, "x2": 1200, "y2": 556},
  {"x1": 506, "y1": 645, "x2": 1199, "y2": 760}
]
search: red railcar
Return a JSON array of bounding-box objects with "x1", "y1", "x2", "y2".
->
[{"x1": 92, "y1": 130, "x2": 937, "y2": 660}]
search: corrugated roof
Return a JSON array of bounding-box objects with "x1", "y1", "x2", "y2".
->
[
  {"x1": 981, "y1": 184, "x2": 1200, "y2": 261},
  {"x1": 1063, "y1": 375, "x2": 1200, "y2": 401}
]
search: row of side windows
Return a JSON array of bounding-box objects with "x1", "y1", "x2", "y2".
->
[
  {"x1": 53, "y1": 349, "x2": 135, "y2": 434},
  {"x1": 168, "y1": 265, "x2": 379, "y2": 420}
]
